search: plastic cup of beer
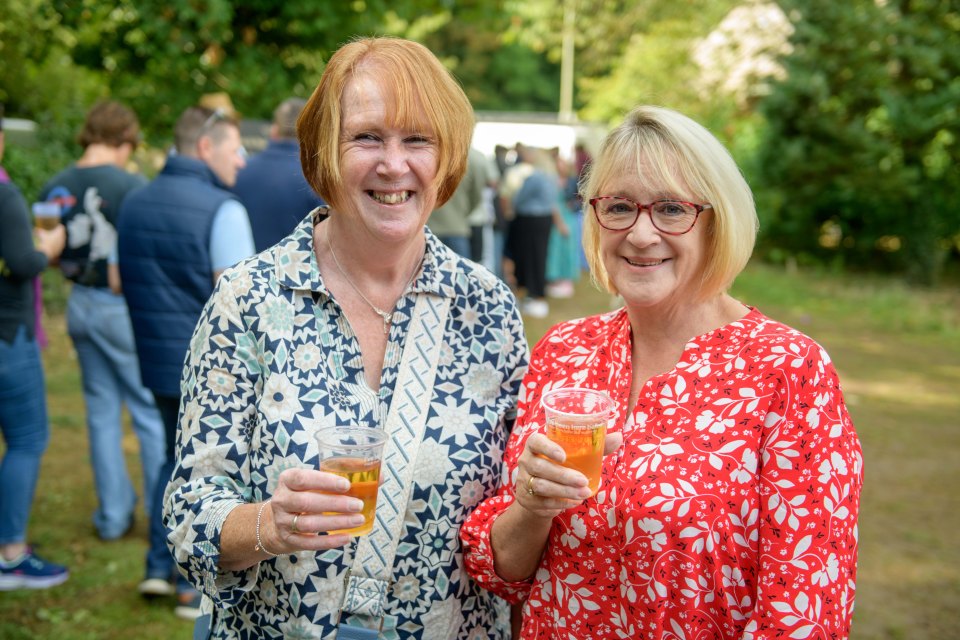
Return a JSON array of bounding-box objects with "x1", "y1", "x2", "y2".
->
[
  {"x1": 314, "y1": 426, "x2": 388, "y2": 536},
  {"x1": 32, "y1": 202, "x2": 61, "y2": 230},
  {"x1": 541, "y1": 387, "x2": 615, "y2": 496}
]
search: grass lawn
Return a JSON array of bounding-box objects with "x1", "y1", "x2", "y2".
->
[{"x1": 1, "y1": 262, "x2": 957, "y2": 639}]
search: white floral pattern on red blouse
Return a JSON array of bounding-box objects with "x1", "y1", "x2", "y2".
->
[{"x1": 462, "y1": 307, "x2": 862, "y2": 639}]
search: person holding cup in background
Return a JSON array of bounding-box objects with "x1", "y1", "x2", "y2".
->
[
  {"x1": 462, "y1": 106, "x2": 863, "y2": 638},
  {"x1": 0, "y1": 102, "x2": 69, "y2": 588},
  {"x1": 164, "y1": 37, "x2": 528, "y2": 639}
]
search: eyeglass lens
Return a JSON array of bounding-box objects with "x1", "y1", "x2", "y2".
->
[{"x1": 595, "y1": 197, "x2": 698, "y2": 233}]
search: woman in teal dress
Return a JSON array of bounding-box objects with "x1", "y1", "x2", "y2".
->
[{"x1": 545, "y1": 157, "x2": 582, "y2": 298}]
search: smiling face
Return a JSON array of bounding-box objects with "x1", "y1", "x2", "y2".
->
[
  {"x1": 595, "y1": 158, "x2": 712, "y2": 312},
  {"x1": 336, "y1": 73, "x2": 440, "y2": 242}
]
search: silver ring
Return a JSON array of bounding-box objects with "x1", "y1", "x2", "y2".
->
[
  {"x1": 526, "y1": 475, "x2": 536, "y2": 497},
  {"x1": 291, "y1": 513, "x2": 301, "y2": 535}
]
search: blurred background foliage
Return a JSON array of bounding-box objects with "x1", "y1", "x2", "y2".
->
[{"x1": 1, "y1": 0, "x2": 958, "y2": 284}]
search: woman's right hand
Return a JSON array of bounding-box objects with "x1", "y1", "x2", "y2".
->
[
  {"x1": 513, "y1": 432, "x2": 591, "y2": 519},
  {"x1": 513, "y1": 430, "x2": 623, "y2": 520},
  {"x1": 262, "y1": 468, "x2": 368, "y2": 553},
  {"x1": 488, "y1": 431, "x2": 621, "y2": 582}
]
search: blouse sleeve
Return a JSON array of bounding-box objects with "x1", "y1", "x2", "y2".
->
[
  {"x1": 163, "y1": 269, "x2": 263, "y2": 606},
  {"x1": 0, "y1": 185, "x2": 48, "y2": 279},
  {"x1": 461, "y1": 328, "x2": 556, "y2": 603},
  {"x1": 745, "y1": 343, "x2": 863, "y2": 638}
]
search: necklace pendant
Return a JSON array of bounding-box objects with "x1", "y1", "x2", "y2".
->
[{"x1": 380, "y1": 311, "x2": 392, "y2": 334}]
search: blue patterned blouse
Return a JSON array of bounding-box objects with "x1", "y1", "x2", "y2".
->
[{"x1": 164, "y1": 210, "x2": 529, "y2": 639}]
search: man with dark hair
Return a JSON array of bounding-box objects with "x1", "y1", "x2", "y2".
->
[
  {"x1": 117, "y1": 104, "x2": 254, "y2": 620},
  {"x1": 38, "y1": 102, "x2": 166, "y2": 555},
  {"x1": 233, "y1": 97, "x2": 324, "y2": 251}
]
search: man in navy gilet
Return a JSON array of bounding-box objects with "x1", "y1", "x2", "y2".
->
[
  {"x1": 233, "y1": 97, "x2": 324, "y2": 252},
  {"x1": 117, "y1": 105, "x2": 255, "y2": 620}
]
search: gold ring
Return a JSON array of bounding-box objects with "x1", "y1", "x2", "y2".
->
[
  {"x1": 290, "y1": 514, "x2": 301, "y2": 535},
  {"x1": 526, "y1": 475, "x2": 536, "y2": 497}
]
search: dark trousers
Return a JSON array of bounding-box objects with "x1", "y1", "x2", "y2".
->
[
  {"x1": 469, "y1": 225, "x2": 484, "y2": 263},
  {"x1": 511, "y1": 214, "x2": 553, "y2": 298},
  {"x1": 148, "y1": 394, "x2": 193, "y2": 594}
]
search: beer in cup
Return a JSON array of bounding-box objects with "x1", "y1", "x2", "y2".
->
[{"x1": 541, "y1": 387, "x2": 615, "y2": 496}]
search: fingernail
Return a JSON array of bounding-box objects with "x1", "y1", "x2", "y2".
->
[
  {"x1": 336, "y1": 479, "x2": 350, "y2": 492},
  {"x1": 351, "y1": 515, "x2": 366, "y2": 525},
  {"x1": 350, "y1": 499, "x2": 364, "y2": 513}
]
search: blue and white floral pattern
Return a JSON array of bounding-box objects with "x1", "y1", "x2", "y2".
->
[{"x1": 164, "y1": 210, "x2": 528, "y2": 639}]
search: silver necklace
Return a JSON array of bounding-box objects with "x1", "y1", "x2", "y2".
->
[{"x1": 326, "y1": 231, "x2": 423, "y2": 334}]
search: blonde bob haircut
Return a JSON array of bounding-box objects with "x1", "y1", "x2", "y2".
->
[
  {"x1": 298, "y1": 37, "x2": 474, "y2": 211},
  {"x1": 582, "y1": 105, "x2": 758, "y2": 300}
]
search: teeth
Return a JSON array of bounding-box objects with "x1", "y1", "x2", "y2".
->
[
  {"x1": 628, "y1": 258, "x2": 664, "y2": 267},
  {"x1": 370, "y1": 191, "x2": 411, "y2": 204}
]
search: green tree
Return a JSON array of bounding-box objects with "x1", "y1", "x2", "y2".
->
[
  {"x1": 30, "y1": 0, "x2": 491, "y2": 139},
  {"x1": 423, "y1": 19, "x2": 561, "y2": 112},
  {"x1": 755, "y1": 0, "x2": 960, "y2": 283},
  {"x1": 505, "y1": 0, "x2": 740, "y2": 123},
  {"x1": 0, "y1": 0, "x2": 107, "y2": 199}
]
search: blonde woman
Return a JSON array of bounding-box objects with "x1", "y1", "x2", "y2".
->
[{"x1": 463, "y1": 106, "x2": 863, "y2": 639}]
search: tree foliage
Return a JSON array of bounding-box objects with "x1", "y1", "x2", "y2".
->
[
  {"x1": 0, "y1": 0, "x2": 109, "y2": 199},
  {"x1": 505, "y1": 0, "x2": 740, "y2": 124},
  {"x1": 54, "y1": 0, "x2": 465, "y2": 136},
  {"x1": 755, "y1": 0, "x2": 960, "y2": 283},
  {"x1": 3, "y1": 0, "x2": 958, "y2": 281},
  {"x1": 423, "y1": 17, "x2": 561, "y2": 112}
]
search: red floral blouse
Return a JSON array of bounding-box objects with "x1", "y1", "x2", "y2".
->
[{"x1": 462, "y1": 307, "x2": 863, "y2": 639}]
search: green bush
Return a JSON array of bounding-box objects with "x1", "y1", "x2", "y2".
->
[{"x1": 3, "y1": 113, "x2": 82, "y2": 204}]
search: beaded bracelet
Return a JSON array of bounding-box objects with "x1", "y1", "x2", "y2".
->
[{"x1": 254, "y1": 500, "x2": 280, "y2": 557}]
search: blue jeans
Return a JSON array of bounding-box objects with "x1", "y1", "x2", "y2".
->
[
  {"x1": 0, "y1": 326, "x2": 49, "y2": 545},
  {"x1": 66, "y1": 285, "x2": 166, "y2": 540}
]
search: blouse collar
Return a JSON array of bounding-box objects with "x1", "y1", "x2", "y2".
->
[{"x1": 270, "y1": 206, "x2": 456, "y2": 300}]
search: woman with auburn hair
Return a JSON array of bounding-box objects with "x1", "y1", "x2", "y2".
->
[
  {"x1": 164, "y1": 37, "x2": 527, "y2": 638},
  {"x1": 462, "y1": 105, "x2": 863, "y2": 639}
]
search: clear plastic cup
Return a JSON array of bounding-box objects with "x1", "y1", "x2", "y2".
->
[
  {"x1": 32, "y1": 202, "x2": 61, "y2": 230},
  {"x1": 314, "y1": 427, "x2": 388, "y2": 536},
  {"x1": 541, "y1": 387, "x2": 615, "y2": 496}
]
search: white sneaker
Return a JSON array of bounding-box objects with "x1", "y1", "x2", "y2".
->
[
  {"x1": 175, "y1": 590, "x2": 203, "y2": 620},
  {"x1": 522, "y1": 299, "x2": 550, "y2": 318},
  {"x1": 546, "y1": 281, "x2": 575, "y2": 298},
  {"x1": 138, "y1": 577, "x2": 175, "y2": 597}
]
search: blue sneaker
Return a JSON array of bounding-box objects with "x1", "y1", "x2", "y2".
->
[{"x1": 0, "y1": 548, "x2": 69, "y2": 590}]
